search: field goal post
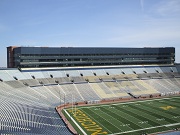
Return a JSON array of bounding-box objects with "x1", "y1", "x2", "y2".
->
[{"x1": 71, "y1": 94, "x2": 77, "y2": 116}]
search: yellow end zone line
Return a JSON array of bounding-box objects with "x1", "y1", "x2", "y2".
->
[
  {"x1": 65, "y1": 96, "x2": 180, "y2": 109},
  {"x1": 64, "y1": 109, "x2": 87, "y2": 135},
  {"x1": 108, "y1": 122, "x2": 180, "y2": 135}
]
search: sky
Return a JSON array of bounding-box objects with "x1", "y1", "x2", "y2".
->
[{"x1": 0, "y1": 0, "x2": 180, "y2": 67}]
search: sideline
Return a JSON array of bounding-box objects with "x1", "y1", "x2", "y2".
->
[
  {"x1": 65, "y1": 96, "x2": 180, "y2": 109},
  {"x1": 108, "y1": 122, "x2": 180, "y2": 135},
  {"x1": 64, "y1": 109, "x2": 87, "y2": 135}
]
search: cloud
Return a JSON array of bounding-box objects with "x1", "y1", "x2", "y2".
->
[
  {"x1": 152, "y1": 0, "x2": 180, "y2": 16},
  {"x1": 107, "y1": 21, "x2": 180, "y2": 46}
]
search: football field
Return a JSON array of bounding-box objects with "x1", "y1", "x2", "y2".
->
[{"x1": 63, "y1": 96, "x2": 180, "y2": 135}]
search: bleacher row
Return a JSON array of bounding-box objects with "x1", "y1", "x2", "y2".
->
[{"x1": 0, "y1": 65, "x2": 180, "y2": 134}]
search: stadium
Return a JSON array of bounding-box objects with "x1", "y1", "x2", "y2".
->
[{"x1": 1, "y1": 46, "x2": 180, "y2": 135}]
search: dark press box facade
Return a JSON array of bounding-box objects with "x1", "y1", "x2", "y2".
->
[{"x1": 7, "y1": 46, "x2": 175, "y2": 68}]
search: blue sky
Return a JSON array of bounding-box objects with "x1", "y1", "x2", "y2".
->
[{"x1": 0, "y1": 0, "x2": 180, "y2": 67}]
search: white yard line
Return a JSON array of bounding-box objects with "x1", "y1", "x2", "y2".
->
[
  {"x1": 80, "y1": 109, "x2": 112, "y2": 133},
  {"x1": 64, "y1": 97, "x2": 180, "y2": 135},
  {"x1": 136, "y1": 103, "x2": 179, "y2": 123},
  {"x1": 91, "y1": 108, "x2": 126, "y2": 131},
  {"x1": 64, "y1": 109, "x2": 87, "y2": 135},
  {"x1": 165, "y1": 123, "x2": 180, "y2": 127},
  {"x1": 112, "y1": 97, "x2": 180, "y2": 106},
  {"x1": 80, "y1": 108, "x2": 112, "y2": 134},
  {"x1": 66, "y1": 96, "x2": 180, "y2": 109},
  {"x1": 108, "y1": 122, "x2": 180, "y2": 135},
  {"x1": 106, "y1": 106, "x2": 153, "y2": 129},
  {"x1": 121, "y1": 105, "x2": 165, "y2": 127}
]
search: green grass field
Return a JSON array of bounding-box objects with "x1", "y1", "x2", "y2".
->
[{"x1": 63, "y1": 96, "x2": 180, "y2": 135}]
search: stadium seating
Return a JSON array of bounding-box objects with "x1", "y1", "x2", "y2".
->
[
  {"x1": 75, "y1": 83, "x2": 101, "y2": 100},
  {"x1": 0, "y1": 65, "x2": 180, "y2": 134}
]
